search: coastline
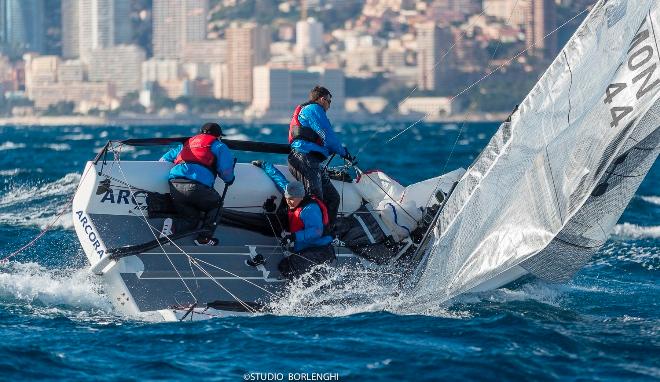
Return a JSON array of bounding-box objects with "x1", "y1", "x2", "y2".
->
[{"x1": 0, "y1": 112, "x2": 509, "y2": 127}]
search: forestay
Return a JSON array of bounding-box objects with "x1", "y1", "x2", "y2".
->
[{"x1": 413, "y1": 0, "x2": 660, "y2": 300}]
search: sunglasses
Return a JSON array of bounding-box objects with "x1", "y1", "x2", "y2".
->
[{"x1": 324, "y1": 97, "x2": 332, "y2": 105}]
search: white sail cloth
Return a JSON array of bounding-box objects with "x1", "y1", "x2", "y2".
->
[
  {"x1": 354, "y1": 170, "x2": 422, "y2": 241},
  {"x1": 414, "y1": 0, "x2": 660, "y2": 301}
]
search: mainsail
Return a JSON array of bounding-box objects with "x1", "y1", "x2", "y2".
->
[{"x1": 412, "y1": 0, "x2": 660, "y2": 301}]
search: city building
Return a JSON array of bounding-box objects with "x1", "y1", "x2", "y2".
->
[
  {"x1": 210, "y1": 63, "x2": 229, "y2": 99},
  {"x1": 416, "y1": 22, "x2": 453, "y2": 92},
  {"x1": 398, "y1": 97, "x2": 454, "y2": 118},
  {"x1": 58, "y1": 59, "x2": 84, "y2": 82},
  {"x1": 483, "y1": 0, "x2": 528, "y2": 27},
  {"x1": 24, "y1": 54, "x2": 59, "y2": 97},
  {"x1": 88, "y1": 45, "x2": 146, "y2": 96},
  {"x1": 153, "y1": 0, "x2": 209, "y2": 60},
  {"x1": 0, "y1": 0, "x2": 45, "y2": 56},
  {"x1": 61, "y1": 0, "x2": 79, "y2": 58},
  {"x1": 226, "y1": 23, "x2": 271, "y2": 103},
  {"x1": 525, "y1": 0, "x2": 557, "y2": 59},
  {"x1": 29, "y1": 81, "x2": 115, "y2": 111},
  {"x1": 63, "y1": 0, "x2": 132, "y2": 62},
  {"x1": 295, "y1": 18, "x2": 324, "y2": 56},
  {"x1": 250, "y1": 65, "x2": 345, "y2": 117},
  {"x1": 182, "y1": 40, "x2": 227, "y2": 64},
  {"x1": 142, "y1": 59, "x2": 180, "y2": 83},
  {"x1": 382, "y1": 41, "x2": 407, "y2": 71},
  {"x1": 345, "y1": 97, "x2": 388, "y2": 114}
]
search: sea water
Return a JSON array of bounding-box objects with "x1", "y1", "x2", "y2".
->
[{"x1": 0, "y1": 123, "x2": 657, "y2": 381}]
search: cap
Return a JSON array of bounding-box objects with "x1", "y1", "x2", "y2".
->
[
  {"x1": 200, "y1": 122, "x2": 223, "y2": 137},
  {"x1": 284, "y1": 181, "x2": 305, "y2": 199}
]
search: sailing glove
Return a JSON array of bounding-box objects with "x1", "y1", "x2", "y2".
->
[
  {"x1": 342, "y1": 148, "x2": 358, "y2": 166},
  {"x1": 280, "y1": 233, "x2": 295, "y2": 248}
]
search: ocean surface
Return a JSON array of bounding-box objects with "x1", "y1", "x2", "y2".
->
[{"x1": 0, "y1": 122, "x2": 657, "y2": 381}]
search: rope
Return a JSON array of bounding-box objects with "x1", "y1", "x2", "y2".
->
[
  {"x1": 136, "y1": 215, "x2": 280, "y2": 298},
  {"x1": 415, "y1": 1, "x2": 589, "y2": 214},
  {"x1": 355, "y1": 166, "x2": 418, "y2": 221},
  {"x1": 113, "y1": 143, "x2": 256, "y2": 314},
  {"x1": 113, "y1": 145, "x2": 198, "y2": 304}
]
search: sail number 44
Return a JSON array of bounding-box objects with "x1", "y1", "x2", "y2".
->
[{"x1": 604, "y1": 23, "x2": 659, "y2": 128}]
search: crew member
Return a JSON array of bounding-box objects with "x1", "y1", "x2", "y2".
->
[
  {"x1": 160, "y1": 122, "x2": 235, "y2": 246},
  {"x1": 253, "y1": 160, "x2": 335, "y2": 280},
  {"x1": 288, "y1": 85, "x2": 356, "y2": 231}
]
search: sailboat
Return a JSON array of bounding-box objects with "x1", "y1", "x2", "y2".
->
[{"x1": 72, "y1": 0, "x2": 659, "y2": 321}]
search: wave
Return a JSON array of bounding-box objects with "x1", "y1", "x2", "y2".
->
[
  {"x1": 39, "y1": 143, "x2": 72, "y2": 152},
  {"x1": 0, "y1": 168, "x2": 43, "y2": 177},
  {"x1": 592, "y1": 241, "x2": 659, "y2": 272},
  {"x1": 640, "y1": 195, "x2": 660, "y2": 206},
  {"x1": 267, "y1": 265, "x2": 470, "y2": 319},
  {"x1": 0, "y1": 262, "x2": 111, "y2": 311},
  {"x1": 0, "y1": 210, "x2": 73, "y2": 230},
  {"x1": 612, "y1": 223, "x2": 660, "y2": 239},
  {"x1": 59, "y1": 133, "x2": 94, "y2": 141},
  {"x1": 0, "y1": 173, "x2": 80, "y2": 207},
  {"x1": 0, "y1": 169, "x2": 22, "y2": 176},
  {"x1": 0, "y1": 173, "x2": 79, "y2": 230},
  {"x1": 0, "y1": 142, "x2": 26, "y2": 151}
]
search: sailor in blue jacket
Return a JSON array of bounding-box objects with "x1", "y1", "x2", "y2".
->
[
  {"x1": 160, "y1": 123, "x2": 235, "y2": 246},
  {"x1": 253, "y1": 160, "x2": 335, "y2": 280},
  {"x1": 287, "y1": 86, "x2": 357, "y2": 232}
]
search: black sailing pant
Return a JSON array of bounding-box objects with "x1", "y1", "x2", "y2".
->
[
  {"x1": 287, "y1": 151, "x2": 340, "y2": 230},
  {"x1": 278, "y1": 244, "x2": 336, "y2": 281},
  {"x1": 168, "y1": 179, "x2": 221, "y2": 239}
]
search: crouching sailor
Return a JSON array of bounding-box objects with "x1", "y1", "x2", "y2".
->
[
  {"x1": 160, "y1": 122, "x2": 235, "y2": 246},
  {"x1": 253, "y1": 161, "x2": 335, "y2": 280}
]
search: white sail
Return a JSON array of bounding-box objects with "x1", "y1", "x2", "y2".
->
[{"x1": 413, "y1": 0, "x2": 660, "y2": 301}]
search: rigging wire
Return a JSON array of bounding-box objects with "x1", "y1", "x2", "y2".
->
[
  {"x1": 138, "y1": 213, "x2": 281, "y2": 297},
  {"x1": 383, "y1": 6, "x2": 591, "y2": 145},
  {"x1": 413, "y1": 2, "x2": 591, "y2": 216},
  {"x1": 113, "y1": 145, "x2": 199, "y2": 305}
]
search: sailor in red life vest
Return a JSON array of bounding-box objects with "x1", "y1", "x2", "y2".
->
[
  {"x1": 160, "y1": 123, "x2": 235, "y2": 246},
  {"x1": 288, "y1": 86, "x2": 357, "y2": 233},
  {"x1": 252, "y1": 160, "x2": 335, "y2": 280}
]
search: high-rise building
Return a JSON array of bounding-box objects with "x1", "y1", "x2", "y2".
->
[
  {"x1": 61, "y1": 0, "x2": 79, "y2": 58},
  {"x1": 79, "y1": 0, "x2": 132, "y2": 62},
  {"x1": 0, "y1": 0, "x2": 45, "y2": 56},
  {"x1": 250, "y1": 65, "x2": 345, "y2": 117},
  {"x1": 62, "y1": 0, "x2": 132, "y2": 61},
  {"x1": 525, "y1": 0, "x2": 557, "y2": 59},
  {"x1": 153, "y1": 0, "x2": 209, "y2": 60},
  {"x1": 211, "y1": 63, "x2": 229, "y2": 99},
  {"x1": 226, "y1": 23, "x2": 270, "y2": 103},
  {"x1": 182, "y1": 40, "x2": 227, "y2": 64},
  {"x1": 416, "y1": 22, "x2": 452, "y2": 92},
  {"x1": 142, "y1": 59, "x2": 180, "y2": 83},
  {"x1": 295, "y1": 17, "x2": 324, "y2": 56},
  {"x1": 88, "y1": 45, "x2": 146, "y2": 96}
]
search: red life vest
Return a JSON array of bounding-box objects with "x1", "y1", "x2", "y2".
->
[
  {"x1": 288, "y1": 103, "x2": 323, "y2": 145},
  {"x1": 288, "y1": 195, "x2": 329, "y2": 234},
  {"x1": 174, "y1": 134, "x2": 218, "y2": 175}
]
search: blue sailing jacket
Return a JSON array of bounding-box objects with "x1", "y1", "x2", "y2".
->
[
  {"x1": 160, "y1": 140, "x2": 235, "y2": 188},
  {"x1": 290, "y1": 103, "x2": 348, "y2": 159},
  {"x1": 260, "y1": 161, "x2": 332, "y2": 252}
]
